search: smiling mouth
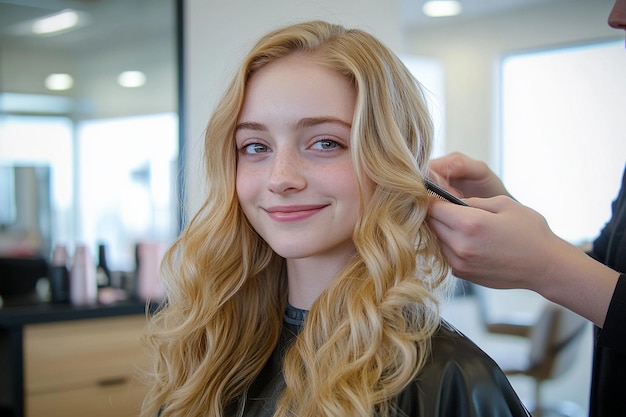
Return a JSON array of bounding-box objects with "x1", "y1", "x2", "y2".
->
[{"x1": 265, "y1": 205, "x2": 327, "y2": 222}]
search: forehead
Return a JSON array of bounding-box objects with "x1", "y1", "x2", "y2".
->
[{"x1": 238, "y1": 54, "x2": 357, "y2": 124}]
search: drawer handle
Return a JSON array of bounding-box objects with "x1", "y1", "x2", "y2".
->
[{"x1": 97, "y1": 376, "x2": 129, "y2": 387}]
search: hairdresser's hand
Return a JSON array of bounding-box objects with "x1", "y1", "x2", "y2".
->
[
  {"x1": 428, "y1": 196, "x2": 619, "y2": 328},
  {"x1": 429, "y1": 152, "x2": 512, "y2": 199},
  {"x1": 428, "y1": 196, "x2": 557, "y2": 289}
]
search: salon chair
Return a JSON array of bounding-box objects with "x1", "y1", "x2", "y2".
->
[{"x1": 474, "y1": 286, "x2": 588, "y2": 417}]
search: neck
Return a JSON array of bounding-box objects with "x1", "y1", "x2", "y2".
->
[{"x1": 286, "y1": 251, "x2": 354, "y2": 309}]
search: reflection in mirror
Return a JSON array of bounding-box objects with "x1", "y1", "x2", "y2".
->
[{"x1": 0, "y1": 0, "x2": 180, "y2": 276}]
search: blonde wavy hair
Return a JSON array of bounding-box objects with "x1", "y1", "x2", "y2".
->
[{"x1": 141, "y1": 20, "x2": 451, "y2": 417}]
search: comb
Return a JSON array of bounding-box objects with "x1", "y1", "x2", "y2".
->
[{"x1": 425, "y1": 178, "x2": 469, "y2": 206}]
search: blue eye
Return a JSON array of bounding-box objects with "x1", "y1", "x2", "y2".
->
[
  {"x1": 312, "y1": 139, "x2": 340, "y2": 151},
  {"x1": 241, "y1": 143, "x2": 269, "y2": 154}
]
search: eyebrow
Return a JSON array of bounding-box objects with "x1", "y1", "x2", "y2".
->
[{"x1": 235, "y1": 116, "x2": 352, "y2": 133}]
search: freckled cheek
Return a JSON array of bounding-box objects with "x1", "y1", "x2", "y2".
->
[
  {"x1": 327, "y1": 164, "x2": 363, "y2": 201},
  {"x1": 236, "y1": 167, "x2": 260, "y2": 212}
]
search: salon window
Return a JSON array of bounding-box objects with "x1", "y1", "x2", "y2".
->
[
  {"x1": 499, "y1": 40, "x2": 626, "y2": 245},
  {"x1": 0, "y1": 112, "x2": 178, "y2": 271}
]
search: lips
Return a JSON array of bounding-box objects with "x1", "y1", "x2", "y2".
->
[{"x1": 264, "y1": 204, "x2": 328, "y2": 222}]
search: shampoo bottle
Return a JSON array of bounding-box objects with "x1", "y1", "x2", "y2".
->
[{"x1": 70, "y1": 244, "x2": 98, "y2": 306}]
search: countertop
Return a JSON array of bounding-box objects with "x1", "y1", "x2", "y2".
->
[{"x1": 0, "y1": 295, "x2": 155, "y2": 328}]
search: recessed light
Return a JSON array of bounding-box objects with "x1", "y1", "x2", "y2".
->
[
  {"x1": 422, "y1": 0, "x2": 462, "y2": 17},
  {"x1": 117, "y1": 71, "x2": 147, "y2": 88},
  {"x1": 45, "y1": 73, "x2": 74, "y2": 91},
  {"x1": 32, "y1": 9, "x2": 79, "y2": 35}
]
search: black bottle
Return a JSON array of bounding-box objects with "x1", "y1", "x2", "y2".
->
[
  {"x1": 49, "y1": 244, "x2": 70, "y2": 303},
  {"x1": 96, "y1": 243, "x2": 111, "y2": 288}
]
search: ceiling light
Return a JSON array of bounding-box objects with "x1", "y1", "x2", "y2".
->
[
  {"x1": 45, "y1": 73, "x2": 74, "y2": 91},
  {"x1": 32, "y1": 9, "x2": 79, "y2": 35},
  {"x1": 422, "y1": 0, "x2": 462, "y2": 17},
  {"x1": 117, "y1": 71, "x2": 146, "y2": 88}
]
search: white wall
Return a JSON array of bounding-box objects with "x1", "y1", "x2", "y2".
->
[
  {"x1": 183, "y1": 0, "x2": 405, "y2": 215},
  {"x1": 404, "y1": 0, "x2": 620, "y2": 170}
]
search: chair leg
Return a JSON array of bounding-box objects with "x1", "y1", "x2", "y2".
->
[{"x1": 533, "y1": 380, "x2": 543, "y2": 417}]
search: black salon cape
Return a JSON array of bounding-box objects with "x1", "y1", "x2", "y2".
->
[
  {"x1": 588, "y1": 164, "x2": 626, "y2": 417},
  {"x1": 234, "y1": 310, "x2": 530, "y2": 417}
]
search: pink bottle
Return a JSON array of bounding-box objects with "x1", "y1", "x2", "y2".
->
[
  {"x1": 70, "y1": 244, "x2": 98, "y2": 306},
  {"x1": 52, "y1": 244, "x2": 69, "y2": 266},
  {"x1": 137, "y1": 241, "x2": 166, "y2": 302}
]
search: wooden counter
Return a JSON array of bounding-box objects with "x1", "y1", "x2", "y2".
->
[{"x1": 0, "y1": 300, "x2": 154, "y2": 417}]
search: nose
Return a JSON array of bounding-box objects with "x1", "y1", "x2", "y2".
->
[
  {"x1": 267, "y1": 149, "x2": 306, "y2": 194},
  {"x1": 609, "y1": 0, "x2": 626, "y2": 30}
]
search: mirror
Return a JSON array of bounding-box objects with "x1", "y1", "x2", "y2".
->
[{"x1": 0, "y1": 0, "x2": 181, "y2": 272}]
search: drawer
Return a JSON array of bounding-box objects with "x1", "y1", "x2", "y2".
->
[
  {"x1": 26, "y1": 377, "x2": 147, "y2": 417},
  {"x1": 24, "y1": 315, "x2": 149, "y2": 395}
]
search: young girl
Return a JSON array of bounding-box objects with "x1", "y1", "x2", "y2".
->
[{"x1": 141, "y1": 20, "x2": 529, "y2": 417}]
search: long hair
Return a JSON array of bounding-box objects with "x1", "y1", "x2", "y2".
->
[{"x1": 141, "y1": 20, "x2": 451, "y2": 417}]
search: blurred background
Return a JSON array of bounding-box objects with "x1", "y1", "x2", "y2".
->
[{"x1": 1, "y1": 0, "x2": 624, "y2": 416}]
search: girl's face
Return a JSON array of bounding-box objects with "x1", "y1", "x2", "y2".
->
[{"x1": 236, "y1": 54, "x2": 369, "y2": 263}]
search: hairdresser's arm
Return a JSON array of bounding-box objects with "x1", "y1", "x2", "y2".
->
[
  {"x1": 429, "y1": 152, "x2": 512, "y2": 199},
  {"x1": 428, "y1": 196, "x2": 620, "y2": 328}
]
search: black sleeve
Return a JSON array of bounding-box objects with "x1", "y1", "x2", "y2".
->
[
  {"x1": 590, "y1": 276, "x2": 626, "y2": 417},
  {"x1": 598, "y1": 273, "x2": 626, "y2": 351},
  {"x1": 589, "y1": 165, "x2": 626, "y2": 271}
]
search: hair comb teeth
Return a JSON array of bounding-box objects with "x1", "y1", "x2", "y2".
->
[{"x1": 425, "y1": 178, "x2": 469, "y2": 206}]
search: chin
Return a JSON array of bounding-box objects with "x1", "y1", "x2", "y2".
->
[{"x1": 271, "y1": 246, "x2": 311, "y2": 260}]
